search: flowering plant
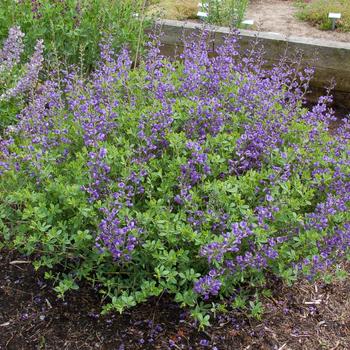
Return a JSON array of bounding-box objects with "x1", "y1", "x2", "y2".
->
[
  {"x1": 0, "y1": 26, "x2": 44, "y2": 130},
  {"x1": 0, "y1": 31, "x2": 349, "y2": 328}
]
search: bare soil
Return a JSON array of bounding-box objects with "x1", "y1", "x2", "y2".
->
[
  {"x1": 246, "y1": 0, "x2": 350, "y2": 42},
  {"x1": 149, "y1": 0, "x2": 350, "y2": 42},
  {"x1": 1, "y1": 248, "x2": 350, "y2": 349}
]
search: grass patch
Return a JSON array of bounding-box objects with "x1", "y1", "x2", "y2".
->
[
  {"x1": 296, "y1": 0, "x2": 350, "y2": 32},
  {"x1": 146, "y1": 0, "x2": 199, "y2": 21}
]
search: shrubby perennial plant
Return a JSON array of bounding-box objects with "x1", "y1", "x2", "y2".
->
[{"x1": 0, "y1": 30, "x2": 349, "y2": 327}]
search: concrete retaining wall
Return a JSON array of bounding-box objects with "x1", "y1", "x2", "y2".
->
[{"x1": 153, "y1": 19, "x2": 350, "y2": 109}]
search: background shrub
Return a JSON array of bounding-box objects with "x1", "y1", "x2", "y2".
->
[
  {"x1": 296, "y1": 0, "x2": 350, "y2": 32},
  {"x1": 146, "y1": 0, "x2": 249, "y2": 27},
  {"x1": 0, "y1": 0, "x2": 149, "y2": 71},
  {"x1": 0, "y1": 33, "x2": 349, "y2": 328},
  {"x1": 206, "y1": 0, "x2": 249, "y2": 26}
]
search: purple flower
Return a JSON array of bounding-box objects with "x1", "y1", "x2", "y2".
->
[
  {"x1": 194, "y1": 270, "x2": 222, "y2": 300},
  {"x1": 199, "y1": 339, "x2": 210, "y2": 347},
  {"x1": 0, "y1": 26, "x2": 24, "y2": 73},
  {"x1": 1, "y1": 39, "x2": 44, "y2": 100},
  {"x1": 265, "y1": 194, "x2": 273, "y2": 202}
]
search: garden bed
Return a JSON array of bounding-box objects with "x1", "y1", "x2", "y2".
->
[
  {"x1": 246, "y1": 0, "x2": 350, "y2": 43},
  {"x1": 1, "y1": 249, "x2": 349, "y2": 349},
  {"x1": 148, "y1": 0, "x2": 350, "y2": 42}
]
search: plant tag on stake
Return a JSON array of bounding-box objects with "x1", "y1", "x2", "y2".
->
[
  {"x1": 197, "y1": 11, "x2": 208, "y2": 20},
  {"x1": 329, "y1": 12, "x2": 341, "y2": 30},
  {"x1": 241, "y1": 19, "x2": 254, "y2": 28}
]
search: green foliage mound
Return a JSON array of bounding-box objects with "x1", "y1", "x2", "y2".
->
[{"x1": 0, "y1": 34, "x2": 349, "y2": 328}]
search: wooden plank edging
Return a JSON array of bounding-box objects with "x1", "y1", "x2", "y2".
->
[{"x1": 152, "y1": 19, "x2": 350, "y2": 108}]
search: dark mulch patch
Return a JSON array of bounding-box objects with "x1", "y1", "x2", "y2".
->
[{"x1": 0, "y1": 249, "x2": 349, "y2": 350}]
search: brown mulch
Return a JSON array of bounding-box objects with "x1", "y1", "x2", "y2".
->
[{"x1": 0, "y1": 249, "x2": 349, "y2": 350}]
